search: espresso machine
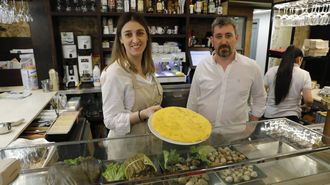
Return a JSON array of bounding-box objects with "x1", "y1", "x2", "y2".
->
[
  {"x1": 153, "y1": 52, "x2": 186, "y2": 83},
  {"x1": 62, "y1": 45, "x2": 79, "y2": 88},
  {"x1": 77, "y1": 35, "x2": 94, "y2": 88}
]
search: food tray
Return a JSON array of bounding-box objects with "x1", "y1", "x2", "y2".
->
[
  {"x1": 101, "y1": 154, "x2": 162, "y2": 184},
  {"x1": 47, "y1": 157, "x2": 103, "y2": 185},
  {"x1": 158, "y1": 145, "x2": 248, "y2": 174},
  {"x1": 163, "y1": 172, "x2": 221, "y2": 185},
  {"x1": 216, "y1": 165, "x2": 267, "y2": 185}
]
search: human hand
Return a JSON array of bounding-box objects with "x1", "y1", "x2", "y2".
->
[
  {"x1": 249, "y1": 115, "x2": 259, "y2": 122},
  {"x1": 141, "y1": 105, "x2": 162, "y2": 119}
]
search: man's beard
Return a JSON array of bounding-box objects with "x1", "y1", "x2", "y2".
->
[{"x1": 217, "y1": 44, "x2": 232, "y2": 57}]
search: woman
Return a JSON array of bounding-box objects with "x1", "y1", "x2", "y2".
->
[
  {"x1": 264, "y1": 45, "x2": 313, "y2": 123},
  {"x1": 101, "y1": 13, "x2": 163, "y2": 159}
]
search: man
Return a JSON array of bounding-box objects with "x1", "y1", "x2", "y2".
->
[{"x1": 187, "y1": 17, "x2": 266, "y2": 132}]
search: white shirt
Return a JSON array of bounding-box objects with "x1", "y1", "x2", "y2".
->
[
  {"x1": 187, "y1": 52, "x2": 266, "y2": 130},
  {"x1": 100, "y1": 62, "x2": 154, "y2": 135},
  {"x1": 264, "y1": 64, "x2": 312, "y2": 118}
]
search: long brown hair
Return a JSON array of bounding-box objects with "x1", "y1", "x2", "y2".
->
[{"x1": 108, "y1": 12, "x2": 155, "y2": 75}]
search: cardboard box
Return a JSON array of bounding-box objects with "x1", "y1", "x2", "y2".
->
[{"x1": 304, "y1": 39, "x2": 329, "y2": 49}]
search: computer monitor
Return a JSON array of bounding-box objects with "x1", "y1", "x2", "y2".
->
[{"x1": 188, "y1": 48, "x2": 212, "y2": 69}]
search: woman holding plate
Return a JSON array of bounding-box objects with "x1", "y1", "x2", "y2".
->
[{"x1": 101, "y1": 12, "x2": 163, "y2": 159}]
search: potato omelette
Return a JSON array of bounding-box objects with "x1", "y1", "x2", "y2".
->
[{"x1": 151, "y1": 107, "x2": 212, "y2": 143}]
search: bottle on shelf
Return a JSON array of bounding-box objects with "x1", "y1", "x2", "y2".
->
[
  {"x1": 93, "y1": 64, "x2": 101, "y2": 87},
  {"x1": 137, "y1": 0, "x2": 144, "y2": 12},
  {"x1": 208, "y1": 0, "x2": 216, "y2": 14},
  {"x1": 156, "y1": 0, "x2": 163, "y2": 13},
  {"x1": 117, "y1": 0, "x2": 124, "y2": 12},
  {"x1": 146, "y1": 0, "x2": 154, "y2": 13},
  {"x1": 195, "y1": 0, "x2": 202, "y2": 14},
  {"x1": 108, "y1": 0, "x2": 116, "y2": 11},
  {"x1": 101, "y1": 0, "x2": 108, "y2": 12},
  {"x1": 203, "y1": 0, "x2": 208, "y2": 14},
  {"x1": 130, "y1": 0, "x2": 137, "y2": 11},
  {"x1": 124, "y1": 0, "x2": 130, "y2": 12},
  {"x1": 217, "y1": 0, "x2": 223, "y2": 15}
]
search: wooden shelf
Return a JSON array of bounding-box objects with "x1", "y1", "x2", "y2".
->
[
  {"x1": 102, "y1": 34, "x2": 116, "y2": 39},
  {"x1": 51, "y1": 12, "x2": 98, "y2": 16},
  {"x1": 102, "y1": 34, "x2": 186, "y2": 39},
  {"x1": 151, "y1": 34, "x2": 186, "y2": 38},
  {"x1": 102, "y1": 48, "x2": 112, "y2": 53},
  {"x1": 188, "y1": 14, "x2": 222, "y2": 19},
  {"x1": 101, "y1": 12, "x2": 186, "y2": 18}
]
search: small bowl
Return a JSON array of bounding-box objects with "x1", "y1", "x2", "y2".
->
[{"x1": 0, "y1": 122, "x2": 12, "y2": 134}]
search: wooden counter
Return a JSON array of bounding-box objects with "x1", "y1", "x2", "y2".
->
[{"x1": 0, "y1": 86, "x2": 56, "y2": 148}]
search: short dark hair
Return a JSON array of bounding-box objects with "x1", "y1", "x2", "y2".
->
[{"x1": 211, "y1": 17, "x2": 237, "y2": 34}]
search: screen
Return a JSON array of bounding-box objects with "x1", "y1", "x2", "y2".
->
[{"x1": 189, "y1": 50, "x2": 212, "y2": 68}]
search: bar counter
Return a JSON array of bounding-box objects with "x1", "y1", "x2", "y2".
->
[{"x1": 0, "y1": 86, "x2": 56, "y2": 148}]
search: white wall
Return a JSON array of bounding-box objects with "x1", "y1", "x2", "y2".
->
[{"x1": 253, "y1": 10, "x2": 271, "y2": 74}]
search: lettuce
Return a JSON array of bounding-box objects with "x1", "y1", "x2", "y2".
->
[
  {"x1": 163, "y1": 149, "x2": 181, "y2": 170},
  {"x1": 189, "y1": 145, "x2": 216, "y2": 165},
  {"x1": 102, "y1": 162, "x2": 126, "y2": 181}
]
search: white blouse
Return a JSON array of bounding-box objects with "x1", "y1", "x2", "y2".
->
[
  {"x1": 100, "y1": 62, "x2": 154, "y2": 135},
  {"x1": 264, "y1": 64, "x2": 312, "y2": 118}
]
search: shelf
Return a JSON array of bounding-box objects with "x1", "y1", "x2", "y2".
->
[
  {"x1": 51, "y1": 12, "x2": 98, "y2": 16},
  {"x1": 101, "y1": 12, "x2": 186, "y2": 18},
  {"x1": 102, "y1": 48, "x2": 112, "y2": 53},
  {"x1": 102, "y1": 34, "x2": 116, "y2": 39},
  {"x1": 188, "y1": 14, "x2": 223, "y2": 19},
  {"x1": 102, "y1": 34, "x2": 186, "y2": 39},
  {"x1": 151, "y1": 34, "x2": 186, "y2": 38}
]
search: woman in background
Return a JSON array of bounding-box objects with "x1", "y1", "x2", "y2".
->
[
  {"x1": 264, "y1": 45, "x2": 313, "y2": 123},
  {"x1": 101, "y1": 12, "x2": 162, "y2": 159}
]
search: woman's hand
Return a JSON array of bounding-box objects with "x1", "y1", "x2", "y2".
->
[{"x1": 141, "y1": 105, "x2": 162, "y2": 120}]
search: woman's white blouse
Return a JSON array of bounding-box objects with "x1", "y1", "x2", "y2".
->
[
  {"x1": 264, "y1": 64, "x2": 312, "y2": 118},
  {"x1": 100, "y1": 62, "x2": 153, "y2": 135}
]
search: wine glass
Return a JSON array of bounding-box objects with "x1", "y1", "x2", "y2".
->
[{"x1": 65, "y1": 0, "x2": 71, "y2": 12}]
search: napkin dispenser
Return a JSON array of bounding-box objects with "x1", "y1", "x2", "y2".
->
[{"x1": 0, "y1": 158, "x2": 20, "y2": 185}]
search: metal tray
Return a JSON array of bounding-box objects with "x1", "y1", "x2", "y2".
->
[
  {"x1": 101, "y1": 154, "x2": 162, "y2": 184},
  {"x1": 216, "y1": 165, "x2": 267, "y2": 185},
  {"x1": 163, "y1": 172, "x2": 222, "y2": 185}
]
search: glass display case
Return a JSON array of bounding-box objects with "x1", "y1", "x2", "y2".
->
[{"x1": 2, "y1": 118, "x2": 330, "y2": 185}]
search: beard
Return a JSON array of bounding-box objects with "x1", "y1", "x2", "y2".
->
[{"x1": 216, "y1": 44, "x2": 232, "y2": 58}]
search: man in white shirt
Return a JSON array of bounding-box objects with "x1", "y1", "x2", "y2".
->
[{"x1": 187, "y1": 17, "x2": 266, "y2": 131}]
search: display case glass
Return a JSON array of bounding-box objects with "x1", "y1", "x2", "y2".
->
[{"x1": 2, "y1": 118, "x2": 330, "y2": 185}]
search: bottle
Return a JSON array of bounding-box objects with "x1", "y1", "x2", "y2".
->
[
  {"x1": 49, "y1": 68, "x2": 59, "y2": 91},
  {"x1": 101, "y1": 0, "x2": 108, "y2": 12},
  {"x1": 116, "y1": 0, "x2": 124, "y2": 12},
  {"x1": 108, "y1": 0, "x2": 116, "y2": 11},
  {"x1": 93, "y1": 65, "x2": 101, "y2": 87},
  {"x1": 208, "y1": 0, "x2": 216, "y2": 14},
  {"x1": 203, "y1": 0, "x2": 208, "y2": 14},
  {"x1": 156, "y1": 0, "x2": 163, "y2": 13},
  {"x1": 137, "y1": 0, "x2": 144, "y2": 12},
  {"x1": 130, "y1": 0, "x2": 136, "y2": 11},
  {"x1": 217, "y1": 0, "x2": 222, "y2": 15},
  {"x1": 124, "y1": 0, "x2": 130, "y2": 12}
]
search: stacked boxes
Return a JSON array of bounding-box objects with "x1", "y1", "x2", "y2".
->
[{"x1": 303, "y1": 39, "x2": 329, "y2": 57}]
